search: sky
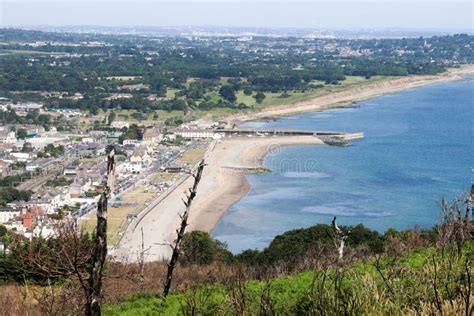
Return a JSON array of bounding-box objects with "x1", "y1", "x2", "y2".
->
[{"x1": 1, "y1": 0, "x2": 472, "y2": 30}]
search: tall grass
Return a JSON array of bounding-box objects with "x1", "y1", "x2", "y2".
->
[{"x1": 103, "y1": 241, "x2": 473, "y2": 315}]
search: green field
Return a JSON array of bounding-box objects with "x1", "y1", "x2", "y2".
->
[
  {"x1": 211, "y1": 75, "x2": 393, "y2": 111},
  {"x1": 104, "y1": 241, "x2": 473, "y2": 315},
  {"x1": 165, "y1": 88, "x2": 180, "y2": 99},
  {"x1": 82, "y1": 185, "x2": 157, "y2": 246},
  {"x1": 104, "y1": 109, "x2": 184, "y2": 123},
  {"x1": 90, "y1": 76, "x2": 396, "y2": 126},
  {"x1": 176, "y1": 148, "x2": 206, "y2": 165}
]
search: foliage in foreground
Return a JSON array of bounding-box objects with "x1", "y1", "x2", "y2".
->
[
  {"x1": 0, "y1": 194, "x2": 471, "y2": 314},
  {"x1": 105, "y1": 241, "x2": 473, "y2": 315}
]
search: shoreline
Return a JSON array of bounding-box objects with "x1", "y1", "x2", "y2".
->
[
  {"x1": 188, "y1": 136, "x2": 325, "y2": 233},
  {"x1": 115, "y1": 136, "x2": 324, "y2": 262},
  {"x1": 115, "y1": 65, "x2": 474, "y2": 262},
  {"x1": 231, "y1": 64, "x2": 474, "y2": 122}
]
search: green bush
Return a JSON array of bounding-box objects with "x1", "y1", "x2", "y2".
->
[
  {"x1": 181, "y1": 231, "x2": 232, "y2": 265},
  {"x1": 236, "y1": 223, "x2": 386, "y2": 267}
]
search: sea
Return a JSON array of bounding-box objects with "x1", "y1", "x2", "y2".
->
[{"x1": 212, "y1": 74, "x2": 474, "y2": 254}]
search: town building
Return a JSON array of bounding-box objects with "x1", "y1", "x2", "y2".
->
[
  {"x1": 130, "y1": 146, "x2": 152, "y2": 165},
  {"x1": 110, "y1": 121, "x2": 130, "y2": 129},
  {"x1": 142, "y1": 127, "x2": 162, "y2": 144},
  {"x1": 176, "y1": 129, "x2": 215, "y2": 139},
  {"x1": 0, "y1": 130, "x2": 17, "y2": 144}
]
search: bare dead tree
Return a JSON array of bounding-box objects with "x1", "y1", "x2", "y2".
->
[
  {"x1": 163, "y1": 160, "x2": 206, "y2": 297},
  {"x1": 8, "y1": 150, "x2": 115, "y2": 314},
  {"x1": 139, "y1": 227, "x2": 148, "y2": 292},
  {"x1": 85, "y1": 148, "x2": 115, "y2": 315},
  {"x1": 465, "y1": 184, "x2": 473, "y2": 224},
  {"x1": 331, "y1": 217, "x2": 350, "y2": 260}
]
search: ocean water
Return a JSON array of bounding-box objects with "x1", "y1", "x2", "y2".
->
[{"x1": 212, "y1": 75, "x2": 474, "y2": 253}]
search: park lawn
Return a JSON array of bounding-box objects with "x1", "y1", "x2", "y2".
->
[
  {"x1": 255, "y1": 76, "x2": 396, "y2": 109},
  {"x1": 145, "y1": 110, "x2": 186, "y2": 123},
  {"x1": 194, "y1": 107, "x2": 241, "y2": 121},
  {"x1": 149, "y1": 172, "x2": 178, "y2": 183},
  {"x1": 83, "y1": 205, "x2": 136, "y2": 246},
  {"x1": 254, "y1": 91, "x2": 313, "y2": 108},
  {"x1": 235, "y1": 92, "x2": 256, "y2": 105},
  {"x1": 83, "y1": 186, "x2": 157, "y2": 245},
  {"x1": 165, "y1": 88, "x2": 180, "y2": 99},
  {"x1": 121, "y1": 185, "x2": 157, "y2": 203},
  {"x1": 176, "y1": 148, "x2": 206, "y2": 165},
  {"x1": 228, "y1": 76, "x2": 396, "y2": 111},
  {"x1": 219, "y1": 77, "x2": 233, "y2": 84},
  {"x1": 203, "y1": 91, "x2": 222, "y2": 103},
  {"x1": 104, "y1": 109, "x2": 184, "y2": 123}
]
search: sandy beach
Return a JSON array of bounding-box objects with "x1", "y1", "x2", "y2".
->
[
  {"x1": 115, "y1": 136, "x2": 324, "y2": 261},
  {"x1": 232, "y1": 65, "x2": 474, "y2": 122},
  {"x1": 114, "y1": 65, "x2": 474, "y2": 262}
]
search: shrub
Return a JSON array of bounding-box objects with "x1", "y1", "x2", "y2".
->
[{"x1": 180, "y1": 231, "x2": 232, "y2": 265}]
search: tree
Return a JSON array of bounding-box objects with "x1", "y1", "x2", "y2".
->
[
  {"x1": 331, "y1": 217, "x2": 350, "y2": 260},
  {"x1": 181, "y1": 231, "x2": 232, "y2": 265},
  {"x1": 89, "y1": 105, "x2": 99, "y2": 115},
  {"x1": 10, "y1": 161, "x2": 26, "y2": 170},
  {"x1": 255, "y1": 92, "x2": 266, "y2": 104},
  {"x1": 243, "y1": 87, "x2": 253, "y2": 96},
  {"x1": 107, "y1": 111, "x2": 116, "y2": 125},
  {"x1": 85, "y1": 148, "x2": 115, "y2": 315},
  {"x1": 163, "y1": 160, "x2": 206, "y2": 297},
  {"x1": 16, "y1": 129, "x2": 27, "y2": 140},
  {"x1": 37, "y1": 114, "x2": 51, "y2": 125},
  {"x1": 0, "y1": 188, "x2": 32, "y2": 206},
  {"x1": 0, "y1": 224, "x2": 7, "y2": 238},
  {"x1": 219, "y1": 85, "x2": 237, "y2": 103}
]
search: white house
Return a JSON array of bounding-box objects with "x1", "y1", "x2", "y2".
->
[
  {"x1": 123, "y1": 139, "x2": 142, "y2": 146},
  {"x1": 176, "y1": 129, "x2": 215, "y2": 139},
  {"x1": 9, "y1": 102, "x2": 43, "y2": 112},
  {"x1": 0, "y1": 208, "x2": 21, "y2": 224},
  {"x1": 111, "y1": 121, "x2": 130, "y2": 129},
  {"x1": 81, "y1": 137, "x2": 94, "y2": 143},
  {"x1": 0, "y1": 131, "x2": 17, "y2": 144},
  {"x1": 117, "y1": 162, "x2": 142, "y2": 174},
  {"x1": 10, "y1": 152, "x2": 30, "y2": 161},
  {"x1": 130, "y1": 146, "x2": 152, "y2": 165}
]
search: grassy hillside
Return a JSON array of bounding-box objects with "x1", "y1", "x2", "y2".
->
[{"x1": 104, "y1": 241, "x2": 473, "y2": 315}]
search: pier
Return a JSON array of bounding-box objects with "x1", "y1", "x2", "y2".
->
[
  {"x1": 218, "y1": 128, "x2": 345, "y2": 137},
  {"x1": 216, "y1": 128, "x2": 364, "y2": 145}
]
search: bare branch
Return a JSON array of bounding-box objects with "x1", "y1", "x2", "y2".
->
[{"x1": 163, "y1": 160, "x2": 206, "y2": 297}]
